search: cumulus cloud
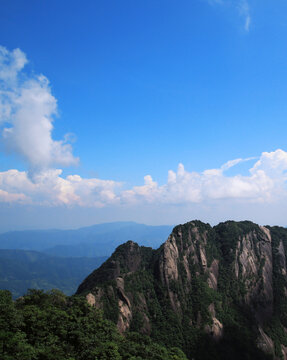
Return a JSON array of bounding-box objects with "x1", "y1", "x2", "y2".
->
[
  {"x1": 0, "y1": 169, "x2": 121, "y2": 207},
  {"x1": 1, "y1": 149, "x2": 287, "y2": 208},
  {"x1": 251, "y1": 149, "x2": 287, "y2": 178},
  {"x1": 122, "y1": 149, "x2": 287, "y2": 205},
  {"x1": 0, "y1": 46, "x2": 78, "y2": 172}
]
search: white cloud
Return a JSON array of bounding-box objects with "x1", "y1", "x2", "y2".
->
[
  {"x1": 0, "y1": 189, "x2": 27, "y2": 203},
  {"x1": 0, "y1": 46, "x2": 78, "y2": 172},
  {"x1": 0, "y1": 149, "x2": 287, "y2": 207},
  {"x1": 250, "y1": 149, "x2": 287, "y2": 177},
  {"x1": 0, "y1": 169, "x2": 121, "y2": 207},
  {"x1": 220, "y1": 156, "x2": 255, "y2": 171},
  {"x1": 0, "y1": 46, "x2": 27, "y2": 85},
  {"x1": 122, "y1": 150, "x2": 287, "y2": 205}
]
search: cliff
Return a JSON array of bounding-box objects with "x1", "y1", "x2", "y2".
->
[{"x1": 77, "y1": 220, "x2": 287, "y2": 359}]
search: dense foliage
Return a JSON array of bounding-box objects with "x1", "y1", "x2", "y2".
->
[{"x1": 0, "y1": 289, "x2": 187, "y2": 360}]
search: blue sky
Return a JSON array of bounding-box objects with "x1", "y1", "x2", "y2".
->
[{"x1": 0, "y1": 0, "x2": 287, "y2": 231}]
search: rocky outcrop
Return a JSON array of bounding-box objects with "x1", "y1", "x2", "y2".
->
[
  {"x1": 86, "y1": 292, "x2": 96, "y2": 306},
  {"x1": 158, "y1": 222, "x2": 218, "y2": 315},
  {"x1": 257, "y1": 327, "x2": 275, "y2": 356},
  {"x1": 116, "y1": 277, "x2": 132, "y2": 332},
  {"x1": 159, "y1": 234, "x2": 179, "y2": 285},
  {"x1": 77, "y1": 220, "x2": 287, "y2": 359},
  {"x1": 205, "y1": 303, "x2": 223, "y2": 340},
  {"x1": 208, "y1": 259, "x2": 219, "y2": 290},
  {"x1": 232, "y1": 226, "x2": 274, "y2": 322}
]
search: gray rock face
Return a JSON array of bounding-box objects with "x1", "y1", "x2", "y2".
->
[
  {"x1": 159, "y1": 233, "x2": 180, "y2": 285},
  {"x1": 233, "y1": 226, "x2": 273, "y2": 322},
  {"x1": 158, "y1": 222, "x2": 218, "y2": 315}
]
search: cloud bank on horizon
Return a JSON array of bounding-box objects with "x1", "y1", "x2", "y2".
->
[
  {"x1": 0, "y1": 46, "x2": 286, "y2": 211},
  {"x1": 0, "y1": 149, "x2": 286, "y2": 207}
]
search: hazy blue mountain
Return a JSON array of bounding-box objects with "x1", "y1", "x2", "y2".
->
[
  {"x1": 0, "y1": 249, "x2": 107, "y2": 298},
  {"x1": 0, "y1": 222, "x2": 173, "y2": 257}
]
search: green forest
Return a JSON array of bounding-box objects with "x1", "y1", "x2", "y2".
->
[{"x1": 0, "y1": 289, "x2": 187, "y2": 360}]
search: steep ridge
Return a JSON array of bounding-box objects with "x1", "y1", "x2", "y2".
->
[{"x1": 77, "y1": 220, "x2": 287, "y2": 359}]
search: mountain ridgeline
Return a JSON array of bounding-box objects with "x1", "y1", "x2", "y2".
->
[
  {"x1": 77, "y1": 220, "x2": 287, "y2": 360},
  {"x1": 0, "y1": 222, "x2": 173, "y2": 257}
]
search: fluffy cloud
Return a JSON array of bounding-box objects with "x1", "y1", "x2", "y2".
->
[
  {"x1": 1, "y1": 149, "x2": 287, "y2": 207},
  {"x1": 0, "y1": 46, "x2": 78, "y2": 171},
  {"x1": 122, "y1": 150, "x2": 286, "y2": 205},
  {"x1": 0, "y1": 46, "x2": 27, "y2": 85},
  {"x1": 0, "y1": 169, "x2": 121, "y2": 207}
]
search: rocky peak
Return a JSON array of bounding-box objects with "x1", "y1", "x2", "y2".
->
[
  {"x1": 76, "y1": 240, "x2": 154, "y2": 294},
  {"x1": 77, "y1": 220, "x2": 287, "y2": 359}
]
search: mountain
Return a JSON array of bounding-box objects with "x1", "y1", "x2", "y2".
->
[
  {"x1": 0, "y1": 249, "x2": 107, "y2": 298},
  {"x1": 77, "y1": 220, "x2": 287, "y2": 359},
  {"x1": 0, "y1": 222, "x2": 173, "y2": 257}
]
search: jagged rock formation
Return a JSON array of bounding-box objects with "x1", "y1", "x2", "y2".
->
[{"x1": 77, "y1": 220, "x2": 287, "y2": 360}]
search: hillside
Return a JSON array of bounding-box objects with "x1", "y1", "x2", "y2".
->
[{"x1": 77, "y1": 220, "x2": 287, "y2": 359}]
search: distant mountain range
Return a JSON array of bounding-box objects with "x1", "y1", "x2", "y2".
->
[
  {"x1": 0, "y1": 221, "x2": 173, "y2": 257},
  {"x1": 0, "y1": 249, "x2": 107, "y2": 298},
  {"x1": 0, "y1": 222, "x2": 173, "y2": 298}
]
